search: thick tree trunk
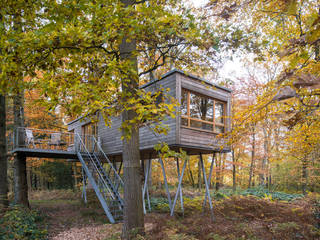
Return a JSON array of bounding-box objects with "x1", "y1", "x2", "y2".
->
[
  {"x1": 13, "y1": 92, "x2": 29, "y2": 207},
  {"x1": 14, "y1": 153, "x2": 29, "y2": 207},
  {"x1": 0, "y1": 94, "x2": 8, "y2": 209},
  {"x1": 26, "y1": 165, "x2": 31, "y2": 192},
  {"x1": 120, "y1": 1, "x2": 144, "y2": 238}
]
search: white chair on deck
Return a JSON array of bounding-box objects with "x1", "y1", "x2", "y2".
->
[{"x1": 25, "y1": 129, "x2": 36, "y2": 148}]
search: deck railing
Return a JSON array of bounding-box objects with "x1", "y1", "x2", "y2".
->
[{"x1": 7, "y1": 127, "x2": 96, "y2": 153}]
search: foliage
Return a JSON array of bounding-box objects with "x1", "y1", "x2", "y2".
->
[
  {"x1": 0, "y1": 205, "x2": 47, "y2": 240},
  {"x1": 240, "y1": 188, "x2": 303, "y2": 201},
  {"x1": 38, "y1": 161, "x2": 74, "y2": 189},
  {"x1": 149, "y1": 197, "x2": 170, "y2": 212},
  {"x1": 211, "y1": 187, "x2": 303, "y2": 202}
]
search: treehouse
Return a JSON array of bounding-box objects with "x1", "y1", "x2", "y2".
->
[
  {"x1": 8, "y1": 69, "x2": 232, "y2": 224},
  {"x1": 67, "y1": 69, "x2": 232, "y2": 160}
]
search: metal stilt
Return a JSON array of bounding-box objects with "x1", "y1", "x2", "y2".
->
[
  {"x1": 143, "y1": 158, "x2": 152, "y2": 214},
  {"x1": 159, "y1": 155, "x2": 172, "y2": 211},
  {"x1": 200, "y1": 153, "x2": 215, "y2": 221},
  {"x1": 170, "y1": 157, "x2": 187, "y2": 216},
  {"x1": 176, "y1": 157, "x2": 184, "y2": 215},
  {"x1": 146, "y1": 159, "x2": 152, "y2": 211},
  {"x1": 118, "y1": 161, "x2": 123, "y2": 175},
  {"x1": 204, "y1": 153, "x2": 215, "y2": 207}
]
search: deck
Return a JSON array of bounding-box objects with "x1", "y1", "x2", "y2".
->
[{"x1": 7, "y1": 127, "x2": 94, "y2": 160}]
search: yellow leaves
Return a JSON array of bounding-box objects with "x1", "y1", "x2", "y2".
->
[
  {"x1": 285, "y1": 0, "x2": 297, "y2": 15},
  {"x1": 306, "y1": 25, "x2": 320, "y2": 44}
]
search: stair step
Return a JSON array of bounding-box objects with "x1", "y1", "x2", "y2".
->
[{"x1": 78, "y1": 149, "x2": 124, "y2": 224}]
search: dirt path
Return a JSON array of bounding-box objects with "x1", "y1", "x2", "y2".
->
[
  {"x1": 30, "y1": 190, "x2": 320, "y2": 240},
  {"x1": 30, "y1": 191, "x2": 122, "y2": 240}
]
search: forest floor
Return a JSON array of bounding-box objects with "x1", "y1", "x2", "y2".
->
[{"x1": 29, "y1": 189, "x2": 320, "y2": 240}]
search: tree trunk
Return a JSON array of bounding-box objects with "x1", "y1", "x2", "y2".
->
[
  {"x1": 13, "y1": 92, "x2": 29, "y2": 207},
  {"x1": 120, "y1": 1, "x2": 144, "y2": 238},
  {"x1": 260, "y1": 124, "x2": 269, "y2": 186},
  {"x1": 0, "y1": 94, "x2": 8, "y2": 209},
  {"x1": 248, "y1": 124, "x2": 256, "y2": 188},
  {"x1": 232, "y1": 148, "x2": 236, "y2": 193},
  {"x1": 198, "y1": 159, "x2": 202, "y2": 190},
  {"x1": 302, "y1": 157, "x2": 308, "y2": 195},
  {"x1": 14, "y1": 153, "x2": 29, "y2": 207},
  {"x1": 221, "y1": 153, "x2": 226, "y2": 187},
  {"x1": 26, "y1": 165, "x2": 31, "y2": 192},
  {"x1": 73, "y1": 163, "x2": 78, "y2": 190},
  {"x1": 215, "y1": 154, "x2": 221, "y2": 191},
  {"x1": 187, "y1": 159, "x2": 195, "y2": 188}
]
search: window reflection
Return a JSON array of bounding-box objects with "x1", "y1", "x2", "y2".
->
[
  {"x1": 181, "y1": 89, "x2": 226, "y2": 133},
  {"x1": 190, "y1": 92, "x2": 213, "y2": 122},
  {"x1": 215, "y1": 102, "x2": 224, "y2": 124},
  {"x1": 181, "y1": 90, "x2": 188, "y2": 116}
]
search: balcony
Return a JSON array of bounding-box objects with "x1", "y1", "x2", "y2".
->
[{"x1": 7, "y1": 127, "x2": 95, "y2": 159}]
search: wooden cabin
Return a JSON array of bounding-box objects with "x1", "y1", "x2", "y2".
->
[{"x1": 67, "y1": 69, "x2": 232, "y2": 161}]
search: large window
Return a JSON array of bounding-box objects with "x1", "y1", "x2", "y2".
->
[{"x1": 181, "y1": 89, "x2": 226, "y2": 133}]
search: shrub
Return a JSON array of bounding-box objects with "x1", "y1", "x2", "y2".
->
[{"x1": 0, "y1": 205, "x2": 47, "y2": 240}]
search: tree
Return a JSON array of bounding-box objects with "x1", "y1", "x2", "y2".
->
[
  {"x1": 10, "y1": 0, "x2": 223, "y2": 238},
  {"x1": 0, "y1": 94, "x2": 8, "y2": 209},
  {"x1": 0, "y1": 0, "x2": 42, "y2": 208}
]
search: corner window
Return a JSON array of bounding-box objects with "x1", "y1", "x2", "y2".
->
[{"x1": 181, "y1": 89, "x2": 226, "y2": 133}]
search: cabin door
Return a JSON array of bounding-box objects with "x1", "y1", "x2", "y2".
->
[{"x1": 81, "y1": 123, "x2": 98, "y2": 152}]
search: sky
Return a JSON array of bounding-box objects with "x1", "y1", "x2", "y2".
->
[{"x1": 190, "y1": 0, "x2": 249, "y2": 84}]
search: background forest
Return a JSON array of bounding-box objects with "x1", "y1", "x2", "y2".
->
[{"x1": 1, "y1": 0, "x2": 320, "y2": 239}]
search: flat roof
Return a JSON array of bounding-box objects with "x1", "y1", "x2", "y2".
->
[{"x1": 141, "y1": 69, "x2": 232, "y2": 92}]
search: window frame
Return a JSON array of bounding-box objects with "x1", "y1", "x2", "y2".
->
[{"x1": 181, "y1": 89, "x2": 226, "y2": 134}]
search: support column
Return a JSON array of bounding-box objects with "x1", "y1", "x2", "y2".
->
[
  {"x1": 170, "y1": 157, "x2": 187, "y2": 216},
  {"x1": 199, "y1": 153, "x2": 214, "y2": 221},
  {"x1": 176, "y1": 158, "x2": 184, "y2": 215},
  {"x1": 159, "y1": 155, "x2": 172, "y2": 211},
  {"x1": 204, "y1": 153, "x2": 215, "y2": 207},
  {"x1": 142, "y1": 158, "x2": 152, "y2": 214}
]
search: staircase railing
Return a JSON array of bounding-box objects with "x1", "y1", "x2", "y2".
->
[
  {"x1": 75, "y1": 133, "x2": 123, "y2": 223},
  {"x1": 92, "y1": 136, "x2": 124, "y2": 195}
]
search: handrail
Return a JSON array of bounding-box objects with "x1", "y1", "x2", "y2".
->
[
  {"x1": 75, "y1": 133, "x2": 116, "y2": 199},
  {"x1": 14, "y1": 127, "x2": 74, "y2": 135},
  {"x1": 92, "y1": 136, "x2": 124, "y2": 186}
]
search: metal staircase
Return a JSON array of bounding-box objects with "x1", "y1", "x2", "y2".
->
[{"x1": 76, "y1": 134, "x2": 124, "y2": 223}]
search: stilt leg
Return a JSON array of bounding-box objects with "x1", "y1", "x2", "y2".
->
[
  {"x1": 204, "y1": 153, "x2": 215, "y2": 207},
  {"x1": 200, "y1": 153, "x2": 215, "y2": 221},
  {"x1": 170, "y1": 158, "x2": 187, "y2": 216},
  {"x1": 176, "y1": 158, "x2": 184, "y2": 215},
  {"x1": 146, "y1": 159, "x2": 152, "y2": 211},
  {"x1": 118, "y1": 161, "x2": 123, "y2": 175},
  {"x1": 143, "y1": 158, "x2": 152, "y2": 214},
  {"x1": 159, "y1": 155, "x2": 172, "y2": 211}
]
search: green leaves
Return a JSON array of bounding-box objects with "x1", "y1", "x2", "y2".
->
[{"x1": 0, "y1": 205, "x2": 47, "y2": 240}]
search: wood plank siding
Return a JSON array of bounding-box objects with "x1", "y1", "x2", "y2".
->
[{"x1": 67, "y1": 69, "x2": 232, "y2": 160}]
